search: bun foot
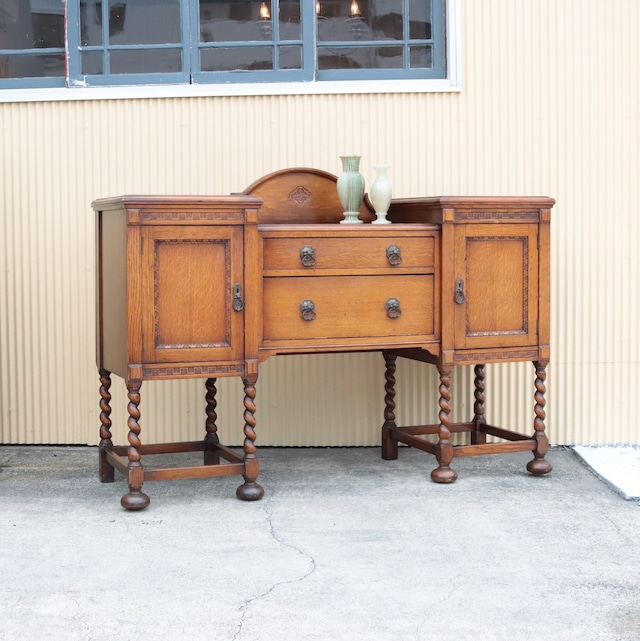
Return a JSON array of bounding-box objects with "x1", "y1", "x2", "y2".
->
[
  {"x1": 526, "y1": 458, "x2": 552, "y2": 475},
  {"x1": 431, "y1": 467, "x2": 458, "y2": 483},
  {"x1": 236, "y1": 482, "x2": 265, "y2": 501},
  {"x1": 121, "y1": 491, "x2": 151, "y2": 511}
]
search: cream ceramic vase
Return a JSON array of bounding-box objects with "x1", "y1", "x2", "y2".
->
[
  {"x1": 370, "y1": 164, "x2": 392, "y2": 224},
  {"x1": 337, "y1": 155, "x2": 365, "y2": 224}
]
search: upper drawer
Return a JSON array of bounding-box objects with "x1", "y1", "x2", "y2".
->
[{"x1": 263, "y1": 235, "x2": 436, "y2": 274}]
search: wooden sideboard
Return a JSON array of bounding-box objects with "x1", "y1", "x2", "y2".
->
[{"x1": 94, "y1": 168, "x2": 555, "y2": 510}]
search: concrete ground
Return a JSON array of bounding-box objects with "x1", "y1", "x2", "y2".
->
[{"x1": 1, "y1": 445, "x2": 639, "y2": 641}]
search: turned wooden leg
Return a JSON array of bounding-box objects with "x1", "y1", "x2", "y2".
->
[
  {"x1": 470, "y1": 364, "x2": 487, "y2": 445},
  {"x1": 204, "y1": 378, "x2": 221, "y2": 465},
  {"x1": 381, "y1": 352, "x2": 399, "y2": 460},
  {"x1": 431, "y1": 369, "x2": 458, "y2": 483},
  {"x1": 98, "y1": 368, "x2": 114, "y2": 483},
  {"x1": 121, "y1": 380, "x2": 150, "y2": 511},
  {"x1": 527, "y1": 362, "x2": 553, "y2": 476},
  {"x1": 236, "y1": 374, "x2": 264, "y2": 501}
]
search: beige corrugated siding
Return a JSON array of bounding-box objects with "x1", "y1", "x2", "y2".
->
[{"x1": 1, "y1": 0, "x2": 638, "y2": 447}]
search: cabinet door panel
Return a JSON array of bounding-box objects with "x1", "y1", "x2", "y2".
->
[
  {"x1": 141, "y1": 226, "x2": 243, "y2": 363},
  {"x1": 454, "y1": 224, "x2": 538, "y2": 349}
]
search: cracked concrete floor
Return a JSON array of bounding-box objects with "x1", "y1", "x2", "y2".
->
[{"x1": 1, "y1": 445, "x2": 640, "y2": 641}]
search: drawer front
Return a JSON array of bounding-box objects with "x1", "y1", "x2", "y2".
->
[
  {"x1": 263, "y1": 275, "x2": 434, "y2": 341},
  {"x1": 263, "y1": 236, "x2": 435, "y2": 272}
]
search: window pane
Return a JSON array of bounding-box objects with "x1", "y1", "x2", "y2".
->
[
  {"x1": 409, "y1": 44, "x2": 432, "y2": 68},
  {"x1": 0, "y1": 52, "x2": 64, "y2": 77},
  {"x1": 200, "y1": 46, "x2": 273, "y2": 72},
  {"x1": 279, "y1": 44, "x2": 301, "y2": 69},
  {"x1": 409, "y1": 0, "x2": 432, "y2": 39},
  {"x1": 81, "y1": 50, "x2": 103, "y2": 74},
  {"x1": 0, "y1": 0, "x2": 64, "y2": 79},
  {"x1": 200, "y1": 0, "x2": 265, "y2": 43},
  {"x1": 318, "y1": 45, "x2": 403, "y2": 71},
  {"x1": 369, "y1": 0, "x2": 403, "y2": 41},
  {"x1": 110, "y1": 47, "x2": 182, "y2": 73},
  {"x1": 317, "y1": 0, "x2": 434, "y2": 74},
  {"x1": 279, "y1": 0, "x2": 300, "y2": 41},
  {"x1": 112, "y1": 0, "x2": 180, "y2": 44},
  {"x1": 199, "y1": 1, "x2": 301, "y2": 43},
  {"x1": 317, "y1": 0, "x2": 412, "y2": 42},
  {"x1": 317, "y1": 15, "x2": 370, "y2": 43},
  {"x1": 80, "y1": 0, "x2": 181, "y2": 47},
  {"x1": 80, "y1": 0, "x2": 102, "y2": 46},
  {"x1": 0, "y1": 0, "x2": 64, "y2": 50}
]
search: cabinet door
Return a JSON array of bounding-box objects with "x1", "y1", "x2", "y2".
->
[
  {"x1": 141, "y1": 226, "x2": 244, "y2": 364},
  {"x1": 454, "y1": 223, "x2": 539, "y2": 350}
]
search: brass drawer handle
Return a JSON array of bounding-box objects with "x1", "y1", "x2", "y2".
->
[
  {"x1": 300, "y1": 245, "x2": 316, "y2": 267},
  {"x1": 385, "y1": 298, "x2": 402, "y2": 319},
  {"x1": 386, "y1": 245, "x2": 402, "y2": 266},
  {"x1": 300, "y1": 299, "x2": 317, "y2": 321}
]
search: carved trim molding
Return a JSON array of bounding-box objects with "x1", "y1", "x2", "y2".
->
[
  {"x1": 156, "y1": 342, "x2": 231, "y2": 350},
  {"x1": 456, "y1": 211, "x2": 539, "y2": 221},
  {"x1": 142, "y1": 364, "x2": 245, "y2": 378},
  {"x1": 454, "y1": 349, "x2": 539, "y2": 363},
  {"x1": 141, "y1": 211, "x2": 244, "y2": 222}
]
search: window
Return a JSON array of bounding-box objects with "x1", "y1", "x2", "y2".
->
[{"x1": 0, "y1": 0, "x2": 446, "y2": 89}]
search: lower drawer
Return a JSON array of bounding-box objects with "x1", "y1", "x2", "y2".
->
[{"x1": 263, "y1": 275, "x2": 434, "y2": 341}]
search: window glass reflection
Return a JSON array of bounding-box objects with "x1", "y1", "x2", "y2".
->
[
  {"x1": 409, "y1": 44, "x2": 432, "y2": 68},
  {"x1": 278, "y1": 44, "x2": 301, "y2": 69},
  {"x1": 200, "y1": 0, "x2": 265, "y2": 43},
  {"x1": 200, "y1": 45, "x2": 273, "y2": 72},
  {"x1": 0, "y1": 0, "x2": 64, "y2": 77},
  {"x1": 110, "y1": 47, "x2": 182, "y2": 72},
  {"x1": 80, "y1": 0, "x2": 181, "y2": 47},
  {"x1": 409, "y1": 0, "x2": 431, "y2": 39},
  {"x1": 199, "y1": 1, "x2": 301, "y2": 44},
  {"x1": 318, "y1": 45, "x2": 403, "y2": 70}
]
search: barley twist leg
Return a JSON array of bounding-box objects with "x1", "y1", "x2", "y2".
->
[
  {"x1": 471, "y1": 363, "x2": 487, "y2": 445},
  {"x1": 204, "y1": 378, "x2": 221, "y2": 465},
  {"x1": 381, "y1": 352, "x2": 399, "y2": 460},
  {"x1": 431, "y1": 369, "x2": 457, "y2": 483},
  {"x1": 98, "y1": 368, "x2": 114, "y2": 482},
  {"x1": 121, "y1": 380, "x2": 150, "y2": 510},
  {"x1": 527, "y1": 362, "x2": 552, "y2": 475},
  {"x1": 236, "y1": 374, "x2": 264, "y2": 501}
]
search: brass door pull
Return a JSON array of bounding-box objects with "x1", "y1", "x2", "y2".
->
[
  {"x1": 455, "y1": 278, "x2": 466, "y2": 305},
  {"x1": 233, "y1": 283, "x2": 244, "y2": 311}
]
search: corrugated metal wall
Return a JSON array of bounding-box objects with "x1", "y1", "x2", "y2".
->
[{"x1": 1, "y1": 0, "x2": 638, "y2": 447}]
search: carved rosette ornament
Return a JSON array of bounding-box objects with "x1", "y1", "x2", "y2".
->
[{"x1": 289, "y1": 186, "x2": 312, "y2": 205}]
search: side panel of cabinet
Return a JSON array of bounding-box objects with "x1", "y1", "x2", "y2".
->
[
  {"x1": 97, "y1": 208, "x2": 129, "y2": 378},
  {"x1": 454, "y1": 223, "x2": 539, "y2": 350},
  {"x1": 141, "y1": 225, "x2": 244, "y2": 364}
]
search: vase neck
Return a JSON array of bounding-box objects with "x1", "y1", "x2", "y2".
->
[
  {"x1": 373, "y1": 164, "x2": 390, "y2": 178},
  {"x1": 341, "y1": 156, "x2": 361, "y2": 172}
]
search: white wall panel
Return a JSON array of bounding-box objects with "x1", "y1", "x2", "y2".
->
[{"x1": 1, "y1": 0, "x2": 639, "y2": 446}]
